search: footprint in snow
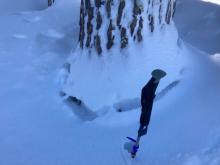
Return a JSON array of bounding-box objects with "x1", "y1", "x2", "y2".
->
[
  {"x1": 43, "y1": 29, "x2": 65, "y2": 39},
  {"x1": 13, "y1": 34, "x2": 28, "y2": 39},
  {"x1": 24, "y1": 16, "x2": 41, "y2": 23}
]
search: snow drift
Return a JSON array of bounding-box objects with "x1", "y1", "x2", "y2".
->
[{"x1": 61, "y1": 0, "x2": 185, "y2": 110}]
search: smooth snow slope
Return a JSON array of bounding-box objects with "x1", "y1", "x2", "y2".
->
[
  {"x1": 0, "y1": 1, "x2": 220, "y2": 165},
  {"x1": 174, "y1": 0, "x2": 220, "y2": 55}
]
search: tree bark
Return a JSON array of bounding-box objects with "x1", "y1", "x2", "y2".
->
[
  {"x1": 48, "y1": 0, "x2": 55, "y2": 7},
  {"x1": 78, "y1": 0, "x2": 176, "y2": 55}
]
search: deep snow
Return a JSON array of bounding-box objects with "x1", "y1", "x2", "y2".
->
[{"x1": 0, "y1": 0, "x2": 220, "y2": 165}]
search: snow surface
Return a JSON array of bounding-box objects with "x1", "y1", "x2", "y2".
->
[
  {"x1": 0, "y1": 0, "x2": 47, "y2": 15},
  {"x1": 174, "y1": 0, "x2": 220, "y2": 55},
  {"x1": 0, "y1": 0, "x2": 220, "y2": 165},
  {"x1": 202, "y1": 0, "x2": 220, "y2": 5}
]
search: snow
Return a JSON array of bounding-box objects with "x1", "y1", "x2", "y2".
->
[
  {"x1": 0, "y1": 0, "x2": 47, "y2": 15},
  {"x1": 202, "y1": 0, "x2": 220, "y2": 5},
  {"x1": 212, "y1": 53, "x2": 220, "y2": 63},
  {"x1": 0, "y1": 0, "x2": 220, "y2": 165},
  {"x1": 174, "y1": 0, "x2": 220, "y2": 54}
]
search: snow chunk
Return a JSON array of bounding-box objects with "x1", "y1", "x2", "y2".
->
[
  {"x1": 211, "y1": 53, "x2": 220, "y2": 63},
  {"x1": 202, "y1": 0, "x2": 220, "y2": 5}
]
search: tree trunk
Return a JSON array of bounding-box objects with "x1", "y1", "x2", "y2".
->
[
  {"x1": 78, "y1": 0, "x2": 176, "y2": 55},
  {"x1": 48, "y1": 0, "x2": 55, "y2": 7}
]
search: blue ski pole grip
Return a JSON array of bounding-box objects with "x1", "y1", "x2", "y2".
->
[
  {"x1": 132, "y1": 145, "x2": 139, "y2": 153},
  {"x1": 131, "y1": 144, "x2": 139, "y2": 157}
]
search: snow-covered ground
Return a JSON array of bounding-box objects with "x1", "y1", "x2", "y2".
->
[
  {"x1": 174, "y1": 0, "x2": 220, "y2": 55},
  {"x1": 0, "y1": 0, "x2": 220, "y2": 165},
  {"x1": 0, "y1": 0, "x2": 48, "y2": 15}
]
